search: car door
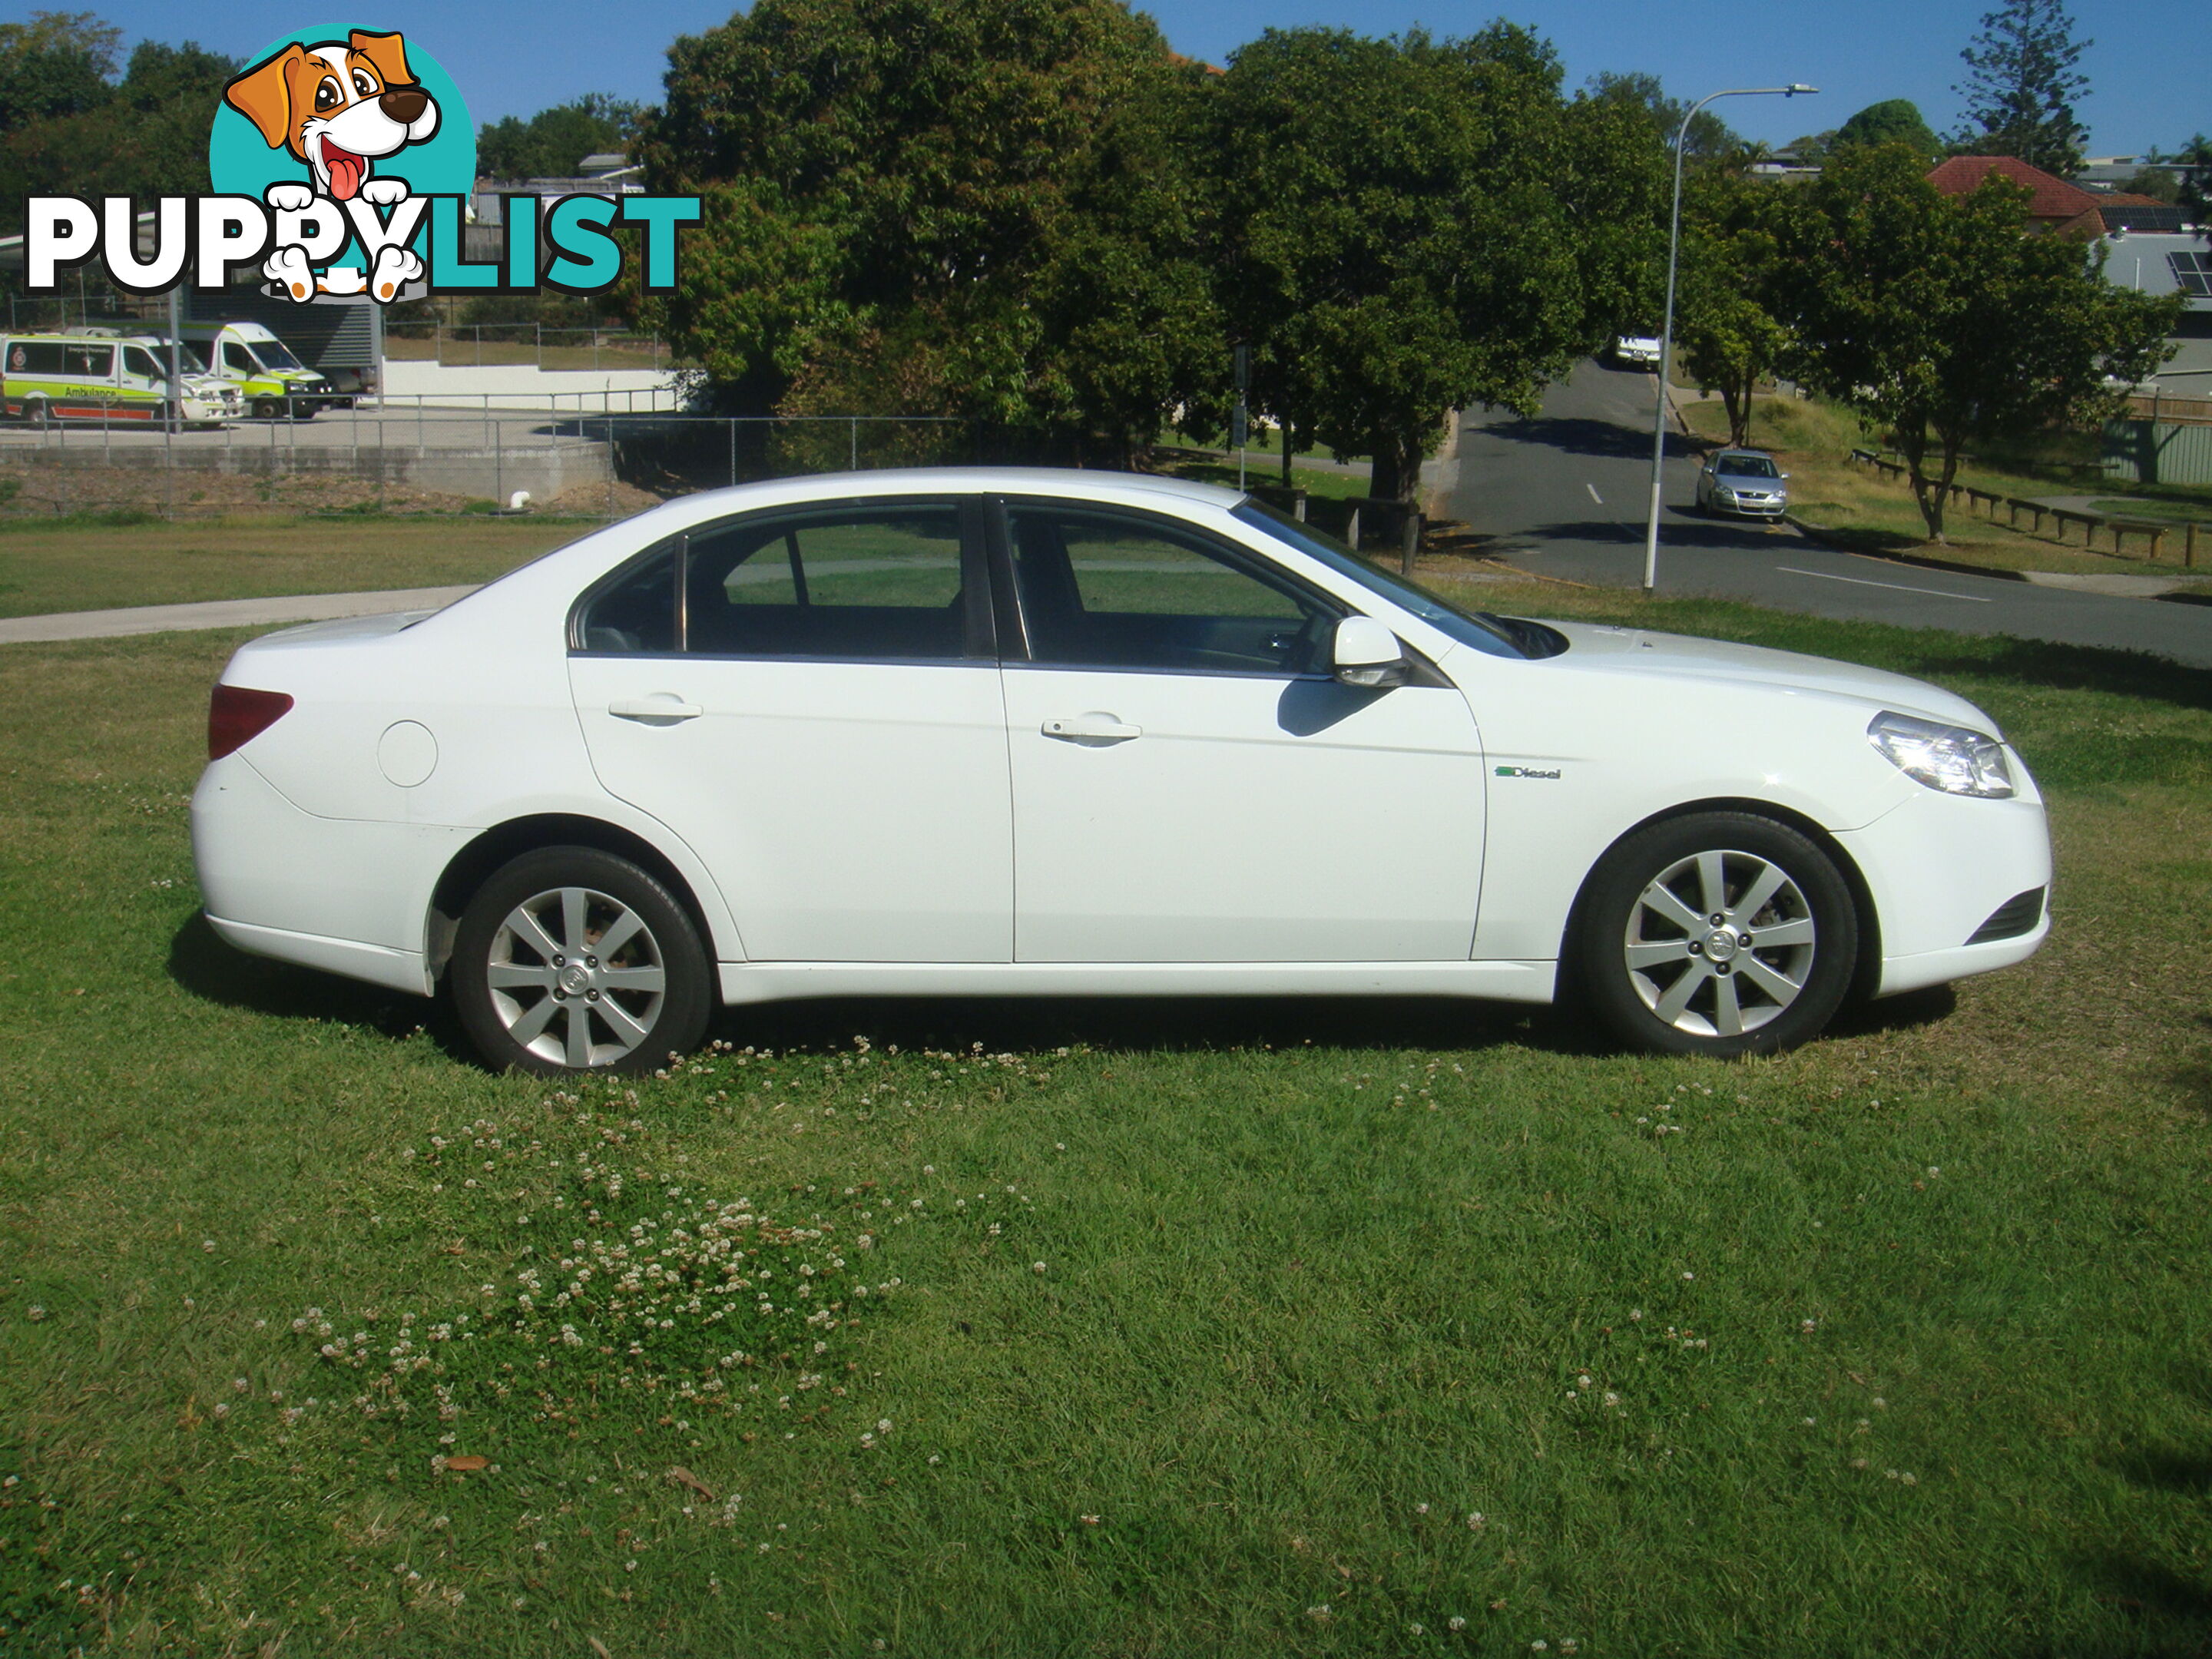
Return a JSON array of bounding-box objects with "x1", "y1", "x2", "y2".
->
[
  {"x1": 568, "y1": 497, "x2": 1013, "y2": 962},
  {"x1": 992, "y1": 497, "x2": 1486, "y2": 962}
]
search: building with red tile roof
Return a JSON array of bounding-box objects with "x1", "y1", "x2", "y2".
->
[{"x1": 1926, "y1": 155, "x2": 2111, "y2": 237}]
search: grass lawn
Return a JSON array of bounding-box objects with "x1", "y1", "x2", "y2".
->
[
  {"x1": 0, "y1": 517, "x2": 589, "y2": 619},
  {"x1": 1677, "y1": 396, "x2": 2212, "y2": 580},
  {"x1": 2, "y1": 588, "x2": 2210, "y2": 1654},
  {"x1": 1154, "y1": 448, "x2": 1375, "y2": 504}
]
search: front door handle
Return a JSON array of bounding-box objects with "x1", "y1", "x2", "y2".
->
[
  {"x1": 608, "y1": 694, "x2": 703, "y2": 725},
  {"x1": 1041, "y1": 714, "x2": 1142, "y2": 745}
]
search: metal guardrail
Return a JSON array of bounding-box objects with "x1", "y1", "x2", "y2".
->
[{"x1": 1846, "y1": 448, "x2": 2205, "y2": 566}]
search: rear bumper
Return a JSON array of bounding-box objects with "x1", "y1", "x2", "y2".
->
[
  {"x1": 205, "y1": 914, "x2": 431, "y2": 996},
  {"x1": 191, "y1": 753, "x2": 452, "y2": 995}
]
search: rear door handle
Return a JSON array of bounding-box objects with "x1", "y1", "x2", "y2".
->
[
  {"x1": 608, "y1": 694, "x2": 703, "y2": 725},
  {"x1": 1041, "y1": 714, "x2": 1142, "y2": 745}
]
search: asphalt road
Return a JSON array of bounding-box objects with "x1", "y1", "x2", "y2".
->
[{"x1": 1441, "y1": 363, "x2": 2212, "y2": 670}]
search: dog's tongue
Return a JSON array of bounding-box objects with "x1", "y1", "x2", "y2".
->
[{"x1": 323, "y1": 140, "x2": 366, "y2": 201}]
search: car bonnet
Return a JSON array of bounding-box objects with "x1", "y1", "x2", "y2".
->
[{"x1": 1535, "y1": 622, "x2": 2002, "y2": 733}]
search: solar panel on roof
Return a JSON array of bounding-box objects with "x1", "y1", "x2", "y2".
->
[{"x1": 2104, "y1": 205, "x2": 2189, "y2": 233}]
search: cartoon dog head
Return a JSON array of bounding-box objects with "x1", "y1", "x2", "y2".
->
[{"x1": 224, "y1": 31, "x2": 440, "y2": 202}]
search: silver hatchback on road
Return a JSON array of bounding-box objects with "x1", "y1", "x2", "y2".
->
[{"x1": 1695, "y1": 449, "x2": 1790, "y2": 519}]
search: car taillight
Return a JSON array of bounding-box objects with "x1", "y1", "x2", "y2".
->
[{"x1": 208, "y1": 684, "x2": 293, "y2": 760}]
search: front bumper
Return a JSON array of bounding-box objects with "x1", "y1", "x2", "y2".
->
[
  {"x1": 1830, "y1": 769, "x2": 2052, "y2": 997},
  {"x1": 1709, "y1": 495, "x2": 1787, "y2": 518}
]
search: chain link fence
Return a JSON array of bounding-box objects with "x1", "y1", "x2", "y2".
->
[{"x1": 0, "y1": 408, "x2": 1089, "y2": 522}]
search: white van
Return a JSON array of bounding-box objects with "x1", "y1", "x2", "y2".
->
[
  {"x1": 180, "y1": 322, "x2": 339, "y2": 420},
  {"x1": 2, "y1": 333, "x2": 238, "y2": 426}
]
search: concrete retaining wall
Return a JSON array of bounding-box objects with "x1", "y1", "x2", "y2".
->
[
  {"x1": 12, "y1": 441, "x2": 611, "y2": 502},
  {"x1": 379, "y1": 359, "x2": 680, "y2": 411}
]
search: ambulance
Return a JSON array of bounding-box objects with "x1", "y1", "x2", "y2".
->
[
  {"x1": 2, "y1": 332, "x2": 239, "y2": 426},
  {"x1": 179, "y1": 322, "x2": 340, "y2": 420}
]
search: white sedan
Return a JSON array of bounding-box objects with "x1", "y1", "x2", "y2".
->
[{"x1": 191, "y1": 469, "x2": 2051, "y2": 1074}]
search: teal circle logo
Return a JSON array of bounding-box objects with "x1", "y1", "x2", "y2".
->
[{"x1": 210, "y1": 26, "x2": 474, "y2": 203}]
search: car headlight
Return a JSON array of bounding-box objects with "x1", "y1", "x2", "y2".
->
[{"x1": 1867, "y1": 710, "x2": 2015, "y2": 798}]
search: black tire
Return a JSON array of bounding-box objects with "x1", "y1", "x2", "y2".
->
[
  {"x1": 1574, "y1": 812, "x2": 1857, "y2": 1058},
  {"x1": 252, "y1": 396, "x2": 282, "y2": 421},
  {"x1": 451, "y1": 846, "x2": 712, "y2": 1076}
]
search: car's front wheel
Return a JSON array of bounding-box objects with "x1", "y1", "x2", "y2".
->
[
  {"x1": 451, "y1": 847, "x2": 711, "y2": 1075},
  {"x1": 1575, "y1": 812, "x2": 1858, "y2": 1058}
]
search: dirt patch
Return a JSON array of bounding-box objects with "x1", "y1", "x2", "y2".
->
[{"x1": 541, "y1": 478, "x2": 668, "y2": 518}]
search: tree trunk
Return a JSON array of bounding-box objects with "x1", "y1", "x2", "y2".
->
[
  {"x1": 1896, "y1": 422, "x2": 1952, "y2": 542},
  {"x1": 1724, "y1": 367, "x2": 1755, "y2": 447},
  {"x1": 1280, "y1": 417, "x2": 1296, "y2": 486},
  {"x1": 1367, "y1": 429, "x2": 1422, "y2": 505}
]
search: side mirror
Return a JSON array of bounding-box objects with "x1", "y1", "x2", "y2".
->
[{"x1": 1333, "y1": 616, "x2": 1409, "y2": 689}]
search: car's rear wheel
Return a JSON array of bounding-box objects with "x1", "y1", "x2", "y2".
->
[
  {"x1": 1575, "y1": 812, "x2": 1857, "y2": 1058},
  {"x1": 452, "y1": 847, "x2": 711, "y2": 1075}
]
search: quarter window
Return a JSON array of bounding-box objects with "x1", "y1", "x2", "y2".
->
[{"x1": 1005, "y1": 503, "x2": 1335, "y2": 675}]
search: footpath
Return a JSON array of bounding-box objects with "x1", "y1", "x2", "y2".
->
[{"x1": 0, "y1": 585, "x2": 480, "y2": 645}]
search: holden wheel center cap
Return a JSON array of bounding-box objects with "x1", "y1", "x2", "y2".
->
[
  {"x1": 558, "y1": 963, "x2": 593, "y2": 995},
  {"x1": 1704, "y1": 928, "x2": 1740, "y2": 963}
]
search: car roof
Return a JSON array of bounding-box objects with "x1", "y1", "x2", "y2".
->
[
  {"x1": 621, "y1": 466, "x2": 1249, "y2": 531},
  {"x1": 1714, "y1": 450, "x2": 1775, "y2": 465}
]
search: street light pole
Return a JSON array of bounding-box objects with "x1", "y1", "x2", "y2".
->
[{"x1": 1642, "y1": 84, "x2": 1816, "y2": 595}]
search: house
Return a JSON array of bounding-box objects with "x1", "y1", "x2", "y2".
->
[{"x1": 1925, "y1": 154, "x2": 2126, "y2": 237}]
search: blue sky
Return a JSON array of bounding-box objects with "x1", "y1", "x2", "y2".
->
[{"x1": 84, "y1": 0, "x2": 2208, "y2": 158}]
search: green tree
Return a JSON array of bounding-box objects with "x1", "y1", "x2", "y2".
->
[
  {"x1": 1773, "y1": 144, "x2": 2177, "y2": 541},
  {"x1": 1674, "y1": 171, "x2": 1788, "y2": 448},
  {"x1": 0, "y1": 10, "x2": 117, "y2": 132},
  {"x1": 637, "y1": 0, "x2": 1215, "y2": 453},
  {"x1": 1952, "y1": 0, "x2": 2092, "y2": 175},
  {"x1": 1584, "y1": 71, "x2": 1740, "y2": 165},
  {"x1": 0, "y1": 22, "x2": 234, "y2": 237},
  {"x1": 2174, "y1": 135, "x2": 2212, "y2": 236},
  {"x1": 1832, "y1": 98, "x2": 1939, "y2": 161},
  {"x1": 1214, "y1": 27, "x2": 1661, "y2": 504},
  {"x1": 476, "y1": 94, "x2": 641, "y2": 180}
]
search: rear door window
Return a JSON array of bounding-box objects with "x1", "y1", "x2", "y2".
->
[{"x1": 575, "y1": 501, "x2": 985, "y2": 661}]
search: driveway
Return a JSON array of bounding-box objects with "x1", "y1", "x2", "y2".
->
[{"x1": 1439, "y1": 363, "x2": 2212, "y2": 670}]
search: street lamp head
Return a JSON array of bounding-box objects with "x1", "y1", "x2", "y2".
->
[{"x1": 1786, "y1": 84, "x2": 1819, "y2": 96}]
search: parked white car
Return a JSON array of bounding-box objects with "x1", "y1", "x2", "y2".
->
[
  {"x1": 191, "y1": 469, "x2": 2050, "y2": 1074},
  {"x1": 1611, "y1": 336, "x2": 1664, "y2": 369}
]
